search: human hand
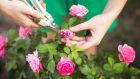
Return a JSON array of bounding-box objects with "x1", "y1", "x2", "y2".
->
[
  {"x1": 0, "y1": 0, "x2": 44, "y2": 28},
  {"x1": 62, "y1": 14, "x2": 114, "y2": 50}
]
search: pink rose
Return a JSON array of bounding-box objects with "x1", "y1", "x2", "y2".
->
[
  {"x1": 19, "y1": 26, "x2": 32, "y2": 39},
  {"x1": 57, "y1": 57, "x2": 75, "y2": 76},
  {"x1": 0, "y1": 35, "x2": 7, "y2": 58},
  {"x1": 0, "y1": 35, "x2": 7, "y2": 49},
  {"x1": 118, "y1": 44, "x2": 136, "y2": 65},
  {"x1": 69, "y1": 4, "x2": 88, "y2": 18},
  {"x1": 26, "y1": 50, "x2": 43, "y2": 73},
  {"x1": 0, "y1": 48, "x2": 5, "y2": 58},
  {"x1": 59, "y1": 29, "x2": 75, "y2": 40}
]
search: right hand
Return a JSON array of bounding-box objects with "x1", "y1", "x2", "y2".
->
[{"x1": 0, "y1": 0, "x2": 44, "y2": 28}]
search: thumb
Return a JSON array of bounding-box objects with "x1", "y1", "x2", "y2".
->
[{"x1": 70, "y1": 22, "x2": 91, "y2": 32}]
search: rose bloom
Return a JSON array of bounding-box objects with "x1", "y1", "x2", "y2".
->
[
  {"x1": 59, "y1": 29, "x2": 75, "y2": 40},
  {"x1": 69, "y1": 4, "x2": 88, "y2": 18},
  {"x1": 57, "y1": 57, "x2": 75, "y2": 76},
  {"x1": 0, "y1": 48, "x2": 5, "y2": 58},
  {"x1": 0, "y1": 35, "x2": 7, "y2": 49},
  {"x1": 19, "y1": 26, "x2": 32, "y2": 39},
  {"x1": 0, "y1": 35, "x2": 7, "y2": 58},
  {"x1": 118, "y1": 44, "x2": 136, "y2": 65},
  {"x1": 26, "y1": 50, "x2": 43, "y2": 73}
]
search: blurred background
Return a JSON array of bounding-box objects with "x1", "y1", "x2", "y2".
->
[{"x1": 0, "y1": 0, "x2": 140, "y2": 78}]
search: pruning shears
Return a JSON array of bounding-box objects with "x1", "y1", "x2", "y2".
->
[{"x1": 22, "y1": 0, "x2": 58, "y2": 29}]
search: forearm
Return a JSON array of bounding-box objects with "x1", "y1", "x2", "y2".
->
[{"x1": 103, "y1": 0, "x2": 127, "y2": 21}]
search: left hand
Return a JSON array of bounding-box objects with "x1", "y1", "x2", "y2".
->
[{"x1": 61, "y1": 14, "x2": 114, "y2": 50}]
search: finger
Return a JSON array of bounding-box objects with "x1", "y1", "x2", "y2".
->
[
  {"x1": 80, "y1": 39, "x2": 99, "y2": 50},
  {"x1": 66, "y1": 39, "x2": 78, "y2": 45},
  {"x1": 20, "y1": 5, "x2": 44, "y2": 18},
  {"x1": 19, "y1": 14, "x2": 42, "y2": 28},
  {"x1": 61, "y1": 38, "x2": 67, "y2": 43},
  {"x1": 41, "y1": 3, "x2": 46, "y2": 9},
  {"x1": 71, "y1": 36, "x2": 85, "y2": 41},
  {"x1": 66, "y1": 43, "x2": 72, "y2": 47},
  {"x1": 70, "y1": 22, "x2": 91, "y2": 32},
  {"x1": 66, "y1": 42, "x2": 84, "y2": 48}
]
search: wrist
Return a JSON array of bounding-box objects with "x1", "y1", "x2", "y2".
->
[{"x1": 102, "y1": 12, "x2": 116, "y2": 22}]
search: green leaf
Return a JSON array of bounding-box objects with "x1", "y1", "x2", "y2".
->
[
  {"x1": 79, "y1": 65, "x2": 91, "y2": 75},
  {"x1": 99, "y1": 76, "x2": 105, "y2": 79},
  {"x1": 68, "y1": 54, "x2": 73, "y2": 60},
  {"x1": 62, "y1": 76, "x2": 71, "y2": 79},
  {"x1": 131, "y1": 76, "x2": 138, "y2": 79},
  {"x1": 75, "y1": 57, "x2": 82, "y2": 65},
  {"x1": 8, "y1": 29, "x2": 18, "y2": 42},
  {"x1": 47, "y1": 42, "x2": 58, "y2": 50},
  {"x1": 108, "y1": 57, "x2": 114, "y2": 66},
  {"x1": 103, "y1": 64, "x2": 112, "y2": 72},
  {"x1": 61, "y1": 22, "x2": 69, "y2": 29},
  {"x1": 76, "y1": 47, "x2": 84, "y2": 52},
  {"x1": 113, "y1": 63, "x2": 124, "y2": 74},
  {"x1": 91, "y1": 67, "x2": 97, "y2": 75},
  {"x1": 17, "y1": 39, "x2": 31, "y2": 50},
  {"x1": 64, "y1": 47, "x2": 70, "y2": 54},
  {"x1": 6, "y1": 60, "x2": 16, "y2": 71},
  {"x1": 47, "y1": 60, "x2": 55, "y2": 73},
  {"x1": 51, "y1": 49, "x2": 57, "y2": 55},
  {"x1": 37, "y1": 44, "x2": 48, "y2": 53},
  {"x1": 68, "y1": 17, "x2": 77, "y2": 26},
  {"x1": 72, "y1": 52, "x2": 79, "y2": 59},
  {"x1": 60, "y1": 53, "x2": 67, "y2": 57},
  {"x1": 71, "y1": 44, "x2": 77, "y2": 51},
  {"x1": 129, "y1": 67, "x2": 140, "y2": 75}
]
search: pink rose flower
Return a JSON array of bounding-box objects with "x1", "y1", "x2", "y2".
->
[
  {"x1": 26, "y1": 50, "x2": 43, "y2": 73},
  {"x1": 0, "y1": 48, "x2": 5, "y2": 58},
  {"x1": 19, "y1": 26, "x2": 32, "y2": 39},
  {"x1": 0, "y1": 35, "x2": 7, "y2": 49},
  {"x1": 118, "y1": 44, "x2": 136, "y2": 65},
  {"x1": 59, "y1": 29, "x2": 75, "y2": 40},
  {"x1": 69, "y1": 4, "x2": 88, "y2": 18},
  {"x1": 0, "y1": 35, "x2": 7, "y2": 58},
  {"x1": 57, "y1": 57, "x2": 75, "y2": 76}
]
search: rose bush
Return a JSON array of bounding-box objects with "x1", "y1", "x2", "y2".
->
[{"x1": 0, "y1": 4, "x2": 140, "y2": 79}]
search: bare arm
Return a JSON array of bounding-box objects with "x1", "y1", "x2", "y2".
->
[{"x1": 102, "y1": 0, "x2": 127, "y2": 26}]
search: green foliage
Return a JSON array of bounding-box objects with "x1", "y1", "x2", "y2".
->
[
  {"x1": 68, "y1": 17, "x2": 77, "y2": 26},
  {"x1": 64, "y1": 47, "x2": 70, "y2": 54},
  {"x1": 37, "y1": 44, "x2": 48, "y2": 53},
  {"x1": 8, "y1": 29, "x2": 18, "y2": 42},
  {"x1": 47, "y1": 60, "x2": 55, "y2": 73},
  {"x1": 2, "y1": 10, "x2": 140, "y2": 79}
]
